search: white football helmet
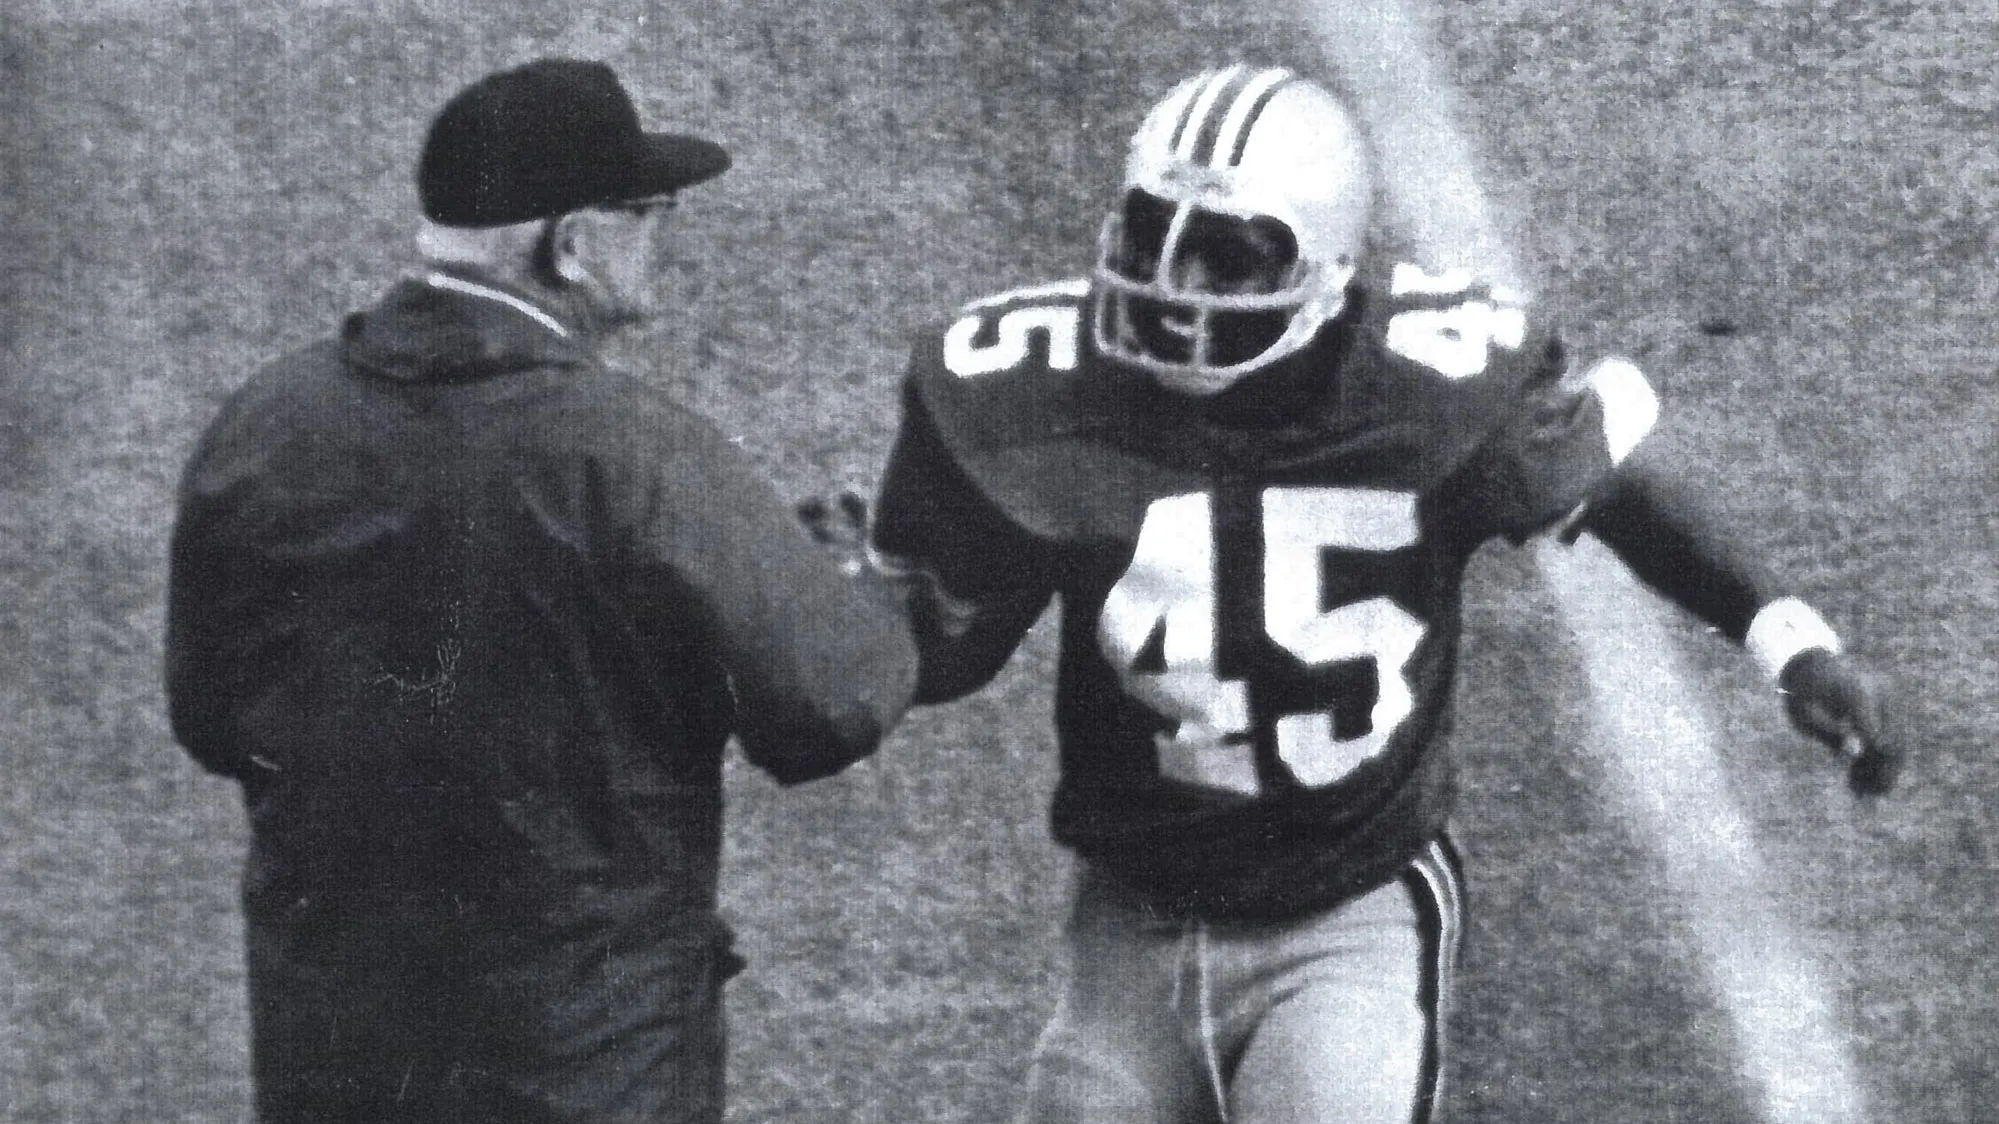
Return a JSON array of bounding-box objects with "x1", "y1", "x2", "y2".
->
[{"x1": 1091, "y1": 66, "x2": 1374, "y2": 395}]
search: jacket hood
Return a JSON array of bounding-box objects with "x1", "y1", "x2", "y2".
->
[{"x1": 342, "y1": 273, "x2": 595, "y2": 384}]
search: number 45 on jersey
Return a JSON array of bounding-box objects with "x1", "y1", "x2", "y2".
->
[{"x1": 1098, "y1": 488, "x2": 1427, "y2": 797}]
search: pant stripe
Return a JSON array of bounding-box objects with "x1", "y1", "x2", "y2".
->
[{"x1": 1403, "y1": 836, "x2": 1467, "y2": 1124}]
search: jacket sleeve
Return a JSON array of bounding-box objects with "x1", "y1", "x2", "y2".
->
[
  {"x1": 871, "y1": 372, "x2": 1055, "y2": 705},
  {"x1": 165, "y1": 497, "x2": 253, "y2": 780},
  {"x1": 622, "y1": 408, "x2": 920, "y2": 786},
  {"x1": 164, "y1": 409, "x2": 275, "y2": 784}
]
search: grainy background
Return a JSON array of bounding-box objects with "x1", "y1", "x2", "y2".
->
[{"x1": 2, "y1": 2, "x2": 1994, "y2": 1121}]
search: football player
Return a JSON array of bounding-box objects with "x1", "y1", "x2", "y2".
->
[{"x1": 823, "y1": 65, "x2": 1896, "y2": 1124}]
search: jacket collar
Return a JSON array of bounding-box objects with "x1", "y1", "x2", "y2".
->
[
  {"x1": 417, "y1": 271, "x2": 575, "y2": 340},
  {"x1": 342, "y1": 269, "x2": 596, "y2": 384}
]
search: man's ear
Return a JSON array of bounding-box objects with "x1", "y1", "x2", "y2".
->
[{"x1": 547, "y1": 211, "x2": 593, "y2": 286}]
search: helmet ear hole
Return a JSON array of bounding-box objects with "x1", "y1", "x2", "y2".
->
[{"x1": 1109, "y1": 190, "x2": 1174, "y2": 283}]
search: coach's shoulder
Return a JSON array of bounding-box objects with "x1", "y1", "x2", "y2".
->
[{"x1": 184, "y1": 337, "x2": 346, "y2": 458}]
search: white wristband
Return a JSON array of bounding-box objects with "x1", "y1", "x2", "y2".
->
[{"x1": 1745, "y1": 597, "x2": 1842, "y2": 682}]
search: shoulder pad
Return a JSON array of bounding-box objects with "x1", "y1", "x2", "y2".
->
[
  {"x1": 1351, "y1": 261, "x2": 1551, "y2": 388},
  {"x1": 1216, "y1": 262, "x2": 1569, "y2": 488},
  {"x1": 900, "y1": 280, "x2": 1201, "y2": 540},
  {"x1": 906, "y1": 279, "x2": 1101, "y2": 455}
]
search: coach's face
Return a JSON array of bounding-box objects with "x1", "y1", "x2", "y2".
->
[{"x1": 554, "y1": 194, "x2": 678, "y2": 328}]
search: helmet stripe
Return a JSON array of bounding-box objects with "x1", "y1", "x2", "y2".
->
[
  {"x1": 1165, "y1": 74, "x2": 1211, "y2": 156},
  {"x1": 1215, "y1": 68, "x2": 1294, "y2": 168},
  {"x1": 1173, "y1": 66, "x2": 1249, "y2": 165}
]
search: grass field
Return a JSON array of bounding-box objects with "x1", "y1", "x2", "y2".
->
[{"x1": 4, "y1": 1, "x2": 1996, "y2": 1121}]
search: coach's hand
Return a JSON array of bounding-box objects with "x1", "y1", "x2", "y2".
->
[{"x1": 1778, "y1": 648, "x2": 1901, "y2": 796}]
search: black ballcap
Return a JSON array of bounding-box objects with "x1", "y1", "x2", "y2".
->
[{"x1": 419, "y1": 58, "x2": 730, "y2": 228}]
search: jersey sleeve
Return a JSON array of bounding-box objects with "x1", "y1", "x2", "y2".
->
[
  {"x1": 872, "y1": 362, "x2": 1057, "y2": 705},
  {"x1": 1461, "y1": 348, "x2": 1661, "y2": 543},
  {"x1": 1578, "y1": 445, "x2": 1781, "y2": 643},
  {"x1": 619, "y1": 400, "x2": 919, "y2": 785},
  {"x1": 1468, "y1": 349, "x2": 1788, "y2": 645}
]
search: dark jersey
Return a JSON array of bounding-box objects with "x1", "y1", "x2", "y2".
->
[{"x1": 873, "y1": 266, "x2": 1641, "y2": 922}]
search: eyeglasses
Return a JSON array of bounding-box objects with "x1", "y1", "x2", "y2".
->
[{"x1": 598, "y1": 194, "x2": 679, "y2": 219}]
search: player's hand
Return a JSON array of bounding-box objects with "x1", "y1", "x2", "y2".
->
[
  {"x1": 1777, "y1": 648, "x2": 1901, "y2": 796},
  {"x1": 796, "y1": 488, "x2": 981, "y2": 639},
  {"x1": 796, "y1": 489, "x2": 873, "y2": 576}
]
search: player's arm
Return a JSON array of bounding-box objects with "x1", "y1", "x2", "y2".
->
[
  {"x1": 1477, "y1": 354, "x2": 1898, "y2": 793},
  {"x1": 1475, "y1": 348, "x2": 1776, "y2": 636},
  {"x1": 1578, "y1": 444, "x2": 1771, "y2": 643},
  {"x1": 626, "y1": 408, "x2": 919, "y2": 786},
  {"x1": 867, "y1": 374, "x2": 1055, "y2": 705},
  {"x1": 1577, "y1": 445, "x2": 1896, "y2": 792}
]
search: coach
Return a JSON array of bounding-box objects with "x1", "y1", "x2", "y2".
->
[{"x1": 165, "y1": 58, "x2": 917, "y2": 1124}]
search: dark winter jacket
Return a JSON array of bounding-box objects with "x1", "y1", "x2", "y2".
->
[{"x1": 166, "y1": 272, "x2": 917, "y2": 1122}]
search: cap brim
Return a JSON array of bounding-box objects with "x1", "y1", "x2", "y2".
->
[{"x1": 635, "y1": 133, "x2": 731, "y2": 194}]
